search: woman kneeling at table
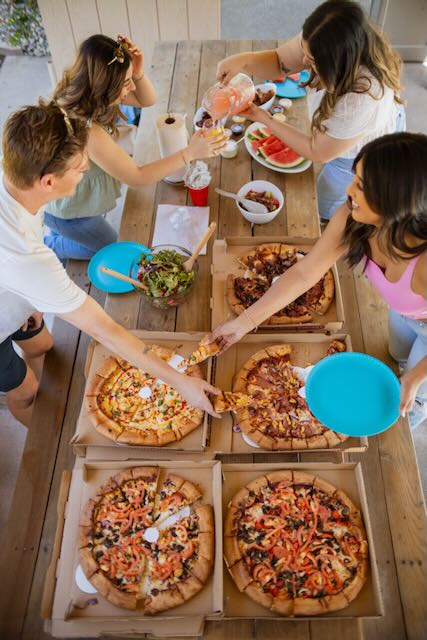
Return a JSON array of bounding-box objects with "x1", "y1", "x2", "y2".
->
[
  {"x1": 209, "y1": 132, "x2": 427, "y2": 430},
  {"x1": 217, "y1": 0, "x2": 405, "y2": 221},
  {"x1": 44, "y1": 34, "x2": 226, "y2": 261}
]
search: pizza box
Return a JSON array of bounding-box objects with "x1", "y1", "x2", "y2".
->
[
  {"x1": 42, "y1": 459, "x2": 223, "y2": 638},
  {"x1": 208, "y1": 332, "x2": 368, "y2": 456},
  {"x1": 71, "y1": 331, "x2": 215, "y2": 458},
  {"x1": 214, "y1": 462, "x2": 383, "y2": 621},
  {"x1": 211, "y1": 237, "x2": 345, "y2": 332}
]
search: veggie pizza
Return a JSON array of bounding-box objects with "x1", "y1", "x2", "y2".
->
[
  {"x1": 224, "y1": 471, "x2": 368, "y2": 615},
  {"x1": 79, "y1": 467, "x2": 214, "y2": 612},
  {"x1": 232, "y1": 342, "x2": 348, "y2": 449},
  {"x1": 226, "y1": 243, "x2": 335, "y2": 324},
  {"x1": 85, "y1": 345, "x2": 204, "y2": 446}
]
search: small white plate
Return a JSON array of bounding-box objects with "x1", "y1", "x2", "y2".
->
[
  {"x1": 75, "y1": 564, "x2": 98, "y2": 594},
  {"x1": 244, "y1": 122, "x2": 312, "y2": 174}
]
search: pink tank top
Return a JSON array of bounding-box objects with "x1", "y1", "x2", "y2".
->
[{"x1": 364, "y1": 254, "x2": 427, "y2": 319}]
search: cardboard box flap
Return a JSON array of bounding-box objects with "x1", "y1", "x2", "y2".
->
[
  {"x1": 72, "y1": 331, "x2": 213, "y2": 457},
  {"x1": 209, "y1": 333, "x2": 368, "y2": 455},
  {"x1": 41, "y1": 471, "x2": 72, "y2": 620},
  {"x1": 219, "y1": 462, "x2": 383, "y2": 620},
  {"x1": 211, "y1": 237, "x2": 345, "y2": 332}
]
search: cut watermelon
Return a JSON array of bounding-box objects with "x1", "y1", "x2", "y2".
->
[
  {"x1": 247, "y1": 127, "x2": 270, "y2": 140},
  {"x1": 258, "y1": 140, "x2": 286, "y2": 158},
  {"x1": 260, "y1": 139, "x2": 286, "y2": 155},
  {"x1": 251, "y1": 138, "x2": 265, "y2": 151},
  {"x1": 266, "y1": 147, "x2": 305, "y2": 169}
]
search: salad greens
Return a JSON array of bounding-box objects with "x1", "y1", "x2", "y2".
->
[{"x1": 137, "y1": 249, "x2": 196, "y2": 298}]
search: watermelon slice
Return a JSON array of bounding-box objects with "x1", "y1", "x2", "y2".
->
[
  {"x1": 251, "y1": 138, "x2": 266, "y2": 151},
  {"x1": 266, "y1": 147, "x2": 305, "y2": 169},
  {"x1": 247, "y1": 127, "x2": 270, "y2": 140},
  {"x1": 260, "y1": 139, "x2": 286, "y2": 156}
]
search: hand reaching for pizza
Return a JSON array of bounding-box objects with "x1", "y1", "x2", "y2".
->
[
  {"x1": 175, "y1": 375, "x2": 222, "y2": 418},
  {"x1": 208, "y1": 315, "x2": 253, "y2": 354}
]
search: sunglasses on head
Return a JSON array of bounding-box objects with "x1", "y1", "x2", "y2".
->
[{"x1": 108, "y1": 38, "x2": 129, "y2": 66}]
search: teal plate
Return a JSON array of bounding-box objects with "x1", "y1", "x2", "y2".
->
[
  {"x1": 305, "y1": 352, "x2": 400, "y2": 437},
  {"x1": 274, "y1": 70, "x2": 310, "y2": 99},
  {"x1": 88, "y1": 241, "x2": 150, "y2": 293}
]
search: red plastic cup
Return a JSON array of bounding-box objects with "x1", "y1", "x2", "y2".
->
[{"x1": 188, "y1": 184, "x2": 209, "y2": 206}]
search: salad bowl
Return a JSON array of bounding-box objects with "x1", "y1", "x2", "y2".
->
[{"x1": 129, "y1": 245, "x2": 199, "y2": 309}]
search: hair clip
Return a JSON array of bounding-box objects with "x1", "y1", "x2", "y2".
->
[
  {"x1": 107, "y1": 38, "x2": 129, "y2": 66},
  {"x1": 55, "y1": 102, "x2": 74, "y2": 136}
]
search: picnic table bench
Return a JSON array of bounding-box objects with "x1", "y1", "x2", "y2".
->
[{"x1": 0, "y1": 40, "x2": 426, "y2": 640}]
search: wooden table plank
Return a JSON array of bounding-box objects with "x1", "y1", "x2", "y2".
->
[
  {"x1": 175, "y1": 39, "x2": 226, "y2": 333},
  {"x1": 104, "y1": 41, "x2": 177, "y2": 327}
]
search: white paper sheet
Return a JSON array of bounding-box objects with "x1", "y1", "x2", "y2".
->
[{"x1": 151, "y1": 205, "x2": 210, "y2": 255}]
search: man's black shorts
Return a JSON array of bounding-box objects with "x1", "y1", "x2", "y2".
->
[{"x1": 0, "y1": 319, "x2": 45, "y2": 392}]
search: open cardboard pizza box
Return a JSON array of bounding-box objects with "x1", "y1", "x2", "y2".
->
[
  {"x1": 214, "y1": 462, "x2": 383, "y2": 621},
  {"x1": 71, "y1": 331, "x2": 215, "y2": 459},
  {"x1": 209, "y1": 332, "x2": 368, "y2": 456},
  {"x1": 42, "y1": 459, "x2": 223, "y2": 638},
  {"x1": 211, "y1": 237, "x2": 345, "y2": 332}
]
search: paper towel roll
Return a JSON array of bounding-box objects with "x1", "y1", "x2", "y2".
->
[{"x1": 156, "y1": 112, "x2": 188, "y2": 183}]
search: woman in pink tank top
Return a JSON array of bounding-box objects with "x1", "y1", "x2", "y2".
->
[{"x1": 210, "y1": 132, "x2": 427, "y2": 430}]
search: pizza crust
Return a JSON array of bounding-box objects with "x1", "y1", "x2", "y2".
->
[
  {"x1": 144, "y1": 585, "x2": 185, "y2": 614},
  {"x1": 229, "y1": 559, "x2": 253, "y2": 591},
  {"x1": 175, "y1": 573, "x2": 204, "y2": 601},
  {"x1": 310, "y1": 270, "x2": 335, "y2": 315},
  {"x1": 91, "y1": 571, "x2": 137, "y2": 610}
]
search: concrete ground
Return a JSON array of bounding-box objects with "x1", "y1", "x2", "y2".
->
[{"x1": 0, "y1": 5, "x2": 426, "y2": 533}]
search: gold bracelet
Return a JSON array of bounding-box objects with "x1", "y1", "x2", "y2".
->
[{"x1": 133, "y1": 72, "x2": 145, "y2": 81}]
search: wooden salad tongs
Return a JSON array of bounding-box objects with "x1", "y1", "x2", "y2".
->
[
  {"x1": 182, "y1": 222, "x2": 217, "y2": 273},
  {"x1": 100, "y1": 266, "x2": 149, "y2": 291}
]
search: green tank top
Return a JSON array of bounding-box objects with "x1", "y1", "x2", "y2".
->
[{"x1": 45, "y1": 159, "x2": 121, "y2": 220}]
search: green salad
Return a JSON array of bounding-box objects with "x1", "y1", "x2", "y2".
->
[{"x1": 137, "y1": 249, "x2": 196, "y2": 298}]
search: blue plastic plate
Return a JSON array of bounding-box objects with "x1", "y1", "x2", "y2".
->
[
  {"x1": 305, "y1": 352, "x2": 400, "y2": 437},
  {"x1": 88, "y1": 241, "x2": 150, "y2": 293},
  {"x1": 274, "y1": 70, "x2": 310, "y2": 99}
]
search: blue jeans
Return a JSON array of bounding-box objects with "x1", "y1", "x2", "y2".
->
[
  {"x1": 388, "y1": 310, "x2": 427, "y2": 429},
  {"x1": 317, "y1": 105, "x2": 407, "y2": 220},
  {"x1": 44, "y1": 213, "x2": 117, "y2": 260}
]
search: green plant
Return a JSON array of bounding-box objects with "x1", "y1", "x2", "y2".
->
[{"x1": 6, "y1": 1, "x2": 38, "y2": 47}]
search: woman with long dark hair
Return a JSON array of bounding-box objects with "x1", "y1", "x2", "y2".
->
[
  {"x1": 217, "y1": 0, "x2": 405, "y2": 220},
  {"x1": 209, "y1": 133, "x2": 427, "y2": 429},
  {"x1": 44, "y1": 34, "x2": 226, "y2": 260}
]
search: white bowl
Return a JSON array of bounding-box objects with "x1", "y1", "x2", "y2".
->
[
  {"x1": 236, "y1": 180, "x2": 284, "y2": 225},
  {"x1": 193, "y1": 107, "x2": 228, "y2": 131},
  {"x1": 254, "y1": 82, "x2": 277, "y2": 111}
]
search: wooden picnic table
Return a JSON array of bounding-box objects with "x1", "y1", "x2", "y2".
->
[{"x1": 0, "y1": 40, "x2": 426, "y2": 640}]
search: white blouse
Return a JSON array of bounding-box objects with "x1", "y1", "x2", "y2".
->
[{"x1": 307, "y1": 69, "x2": 398, "y2": 159}]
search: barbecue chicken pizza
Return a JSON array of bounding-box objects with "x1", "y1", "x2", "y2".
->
[
  {"x1": 224, "y1": 471, "x2": 368, "y2": 616},
  {"x1": 232, "y1": 342, "x2": 348, "y2": 449},
  {"x1": 226, "y1": 243, "x2": 335, "y2": 324},
  {"x1": 79, "y1": 467, "x2": 214, "y2": 612},
  {"x1": 85, "y1": 345, "x2": 204, "y2": 446}
]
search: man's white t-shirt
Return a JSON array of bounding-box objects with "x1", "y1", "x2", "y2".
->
[
  {"x1": 0, "y1": 170, "x2": 87, "y2": 343},
  {"x1": 307, "y1": 69, "x2": 398, "y2": 159}
]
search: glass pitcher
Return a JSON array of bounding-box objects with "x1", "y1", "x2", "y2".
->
[{"x1": 201, "y1": 73, "x2": 255, "y2": 121}]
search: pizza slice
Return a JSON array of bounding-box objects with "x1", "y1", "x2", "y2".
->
[
  {"x1": 181, "y1": 337, "x2": 221, "y2": 368},
  {"x1": 153, "y1": 474, "x2": 202, "y2": 524},
  {"x1": 113, "y1": 466, "x2": 160, "y2": 525},
  {"x1": 213, "y1": 390, "x2": 254, "y2": 413},
  {"x1": 327, "y1": 339, "x2": 346, "y2": 355}
]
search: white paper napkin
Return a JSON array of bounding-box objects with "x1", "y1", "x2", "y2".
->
[{"x1": 152, "y1": 204, "x2": 210, "y2": 255}]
